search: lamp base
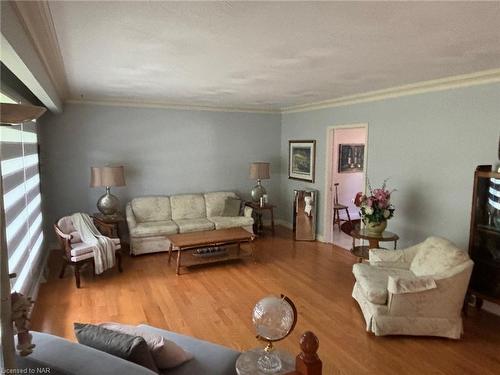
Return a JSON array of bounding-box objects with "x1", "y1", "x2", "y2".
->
[
  {"x1": 97, "y1": 187, "x2": 120, "y2": 216},
  {"x1": 251, "y1": 180, "x2": 267, "y2": 202}
]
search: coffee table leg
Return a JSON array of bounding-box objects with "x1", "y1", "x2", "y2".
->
[
  {"x1": 394, "y1": 240, "x2": 398, "y2": 250},
  {"x1": 249, "y1": 240, "x2": 256, "y2": 261},
  {"x1": 176, "y1": 248, "x2": 181, "y2": 275},
  {"x1": 168, "y1": 242, "x2": 173, "y2": 263},
  {"x1": 270, "y1": 208, "x2": 275, "y2": 235}
]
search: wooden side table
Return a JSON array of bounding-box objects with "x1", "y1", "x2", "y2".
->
[
  {"x1": 92, "y1": 213, "x2": 126, "y2": 243},
  {"x1": 350, "y1": 225, "x2": 399, "y2": 263},
  {"x1": 245, "y1": 202, "x2": 275, "y2": 235}
]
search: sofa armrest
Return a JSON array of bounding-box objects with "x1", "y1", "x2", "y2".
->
[
  {"x1": 126, "y1": 203, "x2": 137, "y2": 230},
  {"x1": 369, "y1": 249, "x2": 411, "y2": 269},
  {"x1": 244, "y1": 206, "x2": 253, "y2": 218},
  {"x1": 387, "y1": 275, "x2": 436, "y2": 294}
]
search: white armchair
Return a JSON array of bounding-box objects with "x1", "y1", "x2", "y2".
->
[{"x1": 352, "y1": 236, "x2": 473, "y2": 339}]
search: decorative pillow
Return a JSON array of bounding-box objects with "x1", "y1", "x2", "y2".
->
[
  {"x1": 99, "y1": 322, "x2": 193, "y2": 369},
  {"x1": 221, "y1": 197, "x2": 241, "y2": 217},
  {"x1": 74, "y1": 323, "x2": 159, "y2": 373}
]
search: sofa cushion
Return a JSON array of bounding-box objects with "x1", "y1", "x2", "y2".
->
[
  {"x1": 208, "y1": 216, "x2": 254, "y2": 230},
  {"x1": 171, "y1": 194, "x2": 207, "y2": 220},
  {"x1": 175, "y1": 218, "x2": 215, "y2": 233},
  {"x1": 137, "y1": 324, "x2": 240, "y2": 375},
  {"x1": 130, "y1": 220, "x2": 179, "y2": 238},
  {"x1": 204, "y1": 192, "x2": 238, "y2": 217},
  {"x1": 74, "y1": 323, "x2": 159, "y2": 373},
  {"x1": 409, "y1": 236, "x2": 470, "y2": 277},
  {"x1": 131, "y1": 197, "x2": 172, "y2": 222},
  {"x1": 17, "y1": 331, "x2": 156, "y2": 375},
  {"x1": 352, "y1": 263, "x2": 415, "y2": 305}
]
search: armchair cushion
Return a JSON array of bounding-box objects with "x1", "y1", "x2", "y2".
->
[
  {"x1": 130, "y1": 220, "x2": 178, "y2": 238},
  {"x1": 352, "y1": 263, "x2": 415, "y2": 305},
  {"x1": 131, "y1": 197, "x2": 172, "y2": 222},
  {"x1": 387, "y1": 275, "x2": 437, "y2": 295},
  {"x1": 70, "y1": 238, "x2": 121, "y2": 257},
  {"x1": 409, "y1": 237, "x2": 470, "y2": 277}
]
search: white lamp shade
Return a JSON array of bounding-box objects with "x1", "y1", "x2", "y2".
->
[
  {"x1": 249, "y1": 162, "x2": 270, "y2": 180},
  {"x1": 90, "y1": 166, "x2": 126, "y2": 187}
]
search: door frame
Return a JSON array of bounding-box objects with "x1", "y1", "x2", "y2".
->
[{"x1": 323, "y1": 123, "x2": 369, "y2": 243}]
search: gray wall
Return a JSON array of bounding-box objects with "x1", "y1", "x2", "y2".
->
[
  {"x1": 280, "y1": 82, "x2": 500, "y2": 248},
  {"x1": 39, "y1": 103, "x2": 281, "y2": 238}
]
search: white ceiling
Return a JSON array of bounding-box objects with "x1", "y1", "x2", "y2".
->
[{"x1": 47, "y1": 1, "x2": 500, "y2": 111}]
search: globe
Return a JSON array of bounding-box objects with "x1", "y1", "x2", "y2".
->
[
  {"x1": 253, "y1": 296, "x2": 295, "y2": 341},
  {"x1": 252, "y1": 295, "x2": 296, "y2": 374}
]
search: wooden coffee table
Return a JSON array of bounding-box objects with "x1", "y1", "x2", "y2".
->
[{"x1": 167, "y1": 227, "x2": 255, "y2": 275}]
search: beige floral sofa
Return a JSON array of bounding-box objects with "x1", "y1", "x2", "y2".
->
[
  {"x1": 352, "y1": 236, "x2": 473, "y2": 339},
  {"x1": 126, "y1": 192, "x2": 254, "y2": 255}
]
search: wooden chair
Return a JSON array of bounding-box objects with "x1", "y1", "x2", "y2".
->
[
  {"x1": 285, "y1": 331, "x2": 322, "y2": 375},
  {"x1": 332, "y1": 183, "x2": 351, "y2": 231},
  {"x1": 54, "y1": 216, "x2": 122, "y2": 288}
]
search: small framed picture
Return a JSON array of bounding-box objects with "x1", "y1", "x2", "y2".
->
[
  {"x1": 338, "y1": 144, "x2": 364, "y2": 173},
  {"x1": 288, "y1": 140, "x2": 316, "y2": 182}
]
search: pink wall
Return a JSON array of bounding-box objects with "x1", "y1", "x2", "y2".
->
[{"x1": 331, "y1": 127, "x2": 366, "y2": 220}]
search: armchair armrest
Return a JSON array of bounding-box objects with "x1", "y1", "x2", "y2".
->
[
  {"x1": 243, "y1": 206, "x2": 253, "y2": 218},
  {"x1": 125, "y1": 203, "x2": 137, "y2": 229},
  {"x1": 387, "y1": 263, "x2": 473, "y2": 318},
  {"x1": 387, "y1": 275, "x2": 437, "y2": 295}
]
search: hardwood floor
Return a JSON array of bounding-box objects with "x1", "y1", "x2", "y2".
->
[{"x1": 32, "y1": 227, "x2": 500, "y2": 374}]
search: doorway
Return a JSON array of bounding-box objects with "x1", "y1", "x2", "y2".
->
[{"x1": 323, "y1": 124, "x2": 368, "y2": 247}]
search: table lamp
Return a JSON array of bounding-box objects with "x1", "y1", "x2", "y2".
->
[
  {"x1": 90, "y1": 166, "x2": 126, "y2": 216},
  {"x1": 249, "y1": 162, "x2": 270, "y2": 202}
]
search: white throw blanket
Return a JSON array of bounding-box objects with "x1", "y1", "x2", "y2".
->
[{"x1": 71, "y1": 213, "x2": 116, "y2": 275}]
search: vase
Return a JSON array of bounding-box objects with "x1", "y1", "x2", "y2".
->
[{"x1": 364, "y1": 219, "x2": 387, "y2": 235}]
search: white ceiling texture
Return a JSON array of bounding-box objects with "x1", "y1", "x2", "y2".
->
[{"x1": 48, "y1": 1, "x2": 500, "y2": 111}]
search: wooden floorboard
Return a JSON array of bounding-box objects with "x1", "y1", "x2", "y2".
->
[{"x1": 32, "y1": 227, "x2": 500, "y2": 374}]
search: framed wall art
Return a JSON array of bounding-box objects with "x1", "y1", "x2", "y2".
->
[
  {"x1": 288, "y1": 140, "x2": 316, "y2": 182},
  {"x1": 338, "y1": 143, "x2": 364, "y2": 173}
]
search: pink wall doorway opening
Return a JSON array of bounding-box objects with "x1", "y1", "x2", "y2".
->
[{"x1": 324, "y1": 124, "x2": 368, "y2": 245}]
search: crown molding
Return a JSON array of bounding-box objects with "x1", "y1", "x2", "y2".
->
[
  {"x1": 281, "y1": 68, "x2": 500, "y2": 114},
  {"x1": 65, "y1": 98, "x2": 281, "y2": 114},
  {"x1": 11, "y1": 0, "x2": 69, "y2": 100}
]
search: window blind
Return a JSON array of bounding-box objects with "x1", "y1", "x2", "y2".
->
[{"x1": 0, "y1": 121, "x2": 44, "y2": 296}]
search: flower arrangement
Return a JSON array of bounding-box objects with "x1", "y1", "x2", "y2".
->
[{"x1": 354, "y1": 179, "x2": 395, "y2": 224}]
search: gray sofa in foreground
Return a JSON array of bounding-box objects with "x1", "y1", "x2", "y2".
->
[{"x1": 16, "y1": 325, "x2": 240, "y2": 375}]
